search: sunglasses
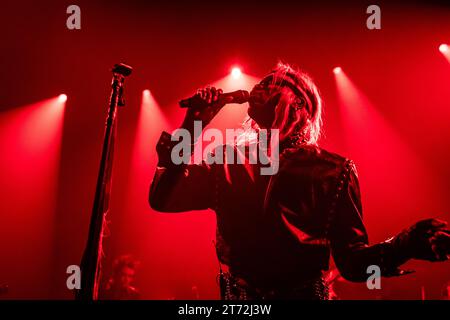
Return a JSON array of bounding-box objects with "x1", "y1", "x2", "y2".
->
[{"x1": 255, "y1": 75, "x2": 307, "y2": 112}]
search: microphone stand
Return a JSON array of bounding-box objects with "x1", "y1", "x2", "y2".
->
[{"x1": 76, "y1": 63, "x2": 132, "y2": 300}]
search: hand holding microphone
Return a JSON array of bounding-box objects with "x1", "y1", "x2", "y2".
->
[
  {"x1": 180, "y1": 86, "x2": 249, "y2": 130},
  {"x1": 179, "y1": 88, "x2": 250, "y2": 109}
]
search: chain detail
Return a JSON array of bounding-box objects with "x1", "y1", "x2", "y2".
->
[
  {"x1": 219, "y1": 272, "x2": 329, "y2": 300},
  {"x1": 325, "y1": 159, "x2": 354, "y2": 241}
]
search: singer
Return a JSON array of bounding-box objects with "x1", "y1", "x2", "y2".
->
[{"x1": 149, "y1": 62, "x2": 450, "y2": 299}]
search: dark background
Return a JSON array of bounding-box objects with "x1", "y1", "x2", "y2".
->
[{"x1": 0, "y1": 0, "x2": 449, "y2": 299}]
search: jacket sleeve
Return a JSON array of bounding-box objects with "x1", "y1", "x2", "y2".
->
[
  {"x1": 149, "y1": 131, "x2": 215, "y2": 212},
  {"x1": 329, "y1": 161, "x2": 410, "y2": 282}
]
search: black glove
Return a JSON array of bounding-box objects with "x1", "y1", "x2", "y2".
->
[{"x1": 389, "y1": 218, "x2": 450, "y2": 262}]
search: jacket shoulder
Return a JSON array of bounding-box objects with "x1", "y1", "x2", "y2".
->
[
  {"x1": 283, "y1": 145, "x2": 350, "y2": 167},
  {"x1": 282, "y1": 145, "x2": 358, "y2": 179}
]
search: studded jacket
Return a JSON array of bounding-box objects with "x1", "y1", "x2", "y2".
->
[{"x1": 149, "y1": 131, "x2": 408, "y2": 291}]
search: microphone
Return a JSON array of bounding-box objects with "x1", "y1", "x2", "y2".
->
[{"x1": 179, "y1": 90, "x2": 249, "y2": 108}]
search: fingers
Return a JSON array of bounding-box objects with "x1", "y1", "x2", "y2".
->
[
  {"x1": 196, "y1": 86, "x2": 222, "y2": 104},
  {"x1": 416, "y1": 218, "x2": 447, "y2": 231},
  {"x1": 430, "y1": 231, "x2": 450, "y2": 248},
  {"x1": 429, "y1": 230, "x2": 450, "y2": 261},
  {"x1": 209, "y1": 86, "x2": 223, "y2": 104},
  {"x1": 212, "y1": 87, "x2": 221, "y2": 104},
  {"x1": 215, "y1": 88, "x2": 223, "y2": 102},
  {"x1": 196, "y1": 88, "x2": 205, "y2": 99},
  {"x1": 211, "y1": 87, "x2": 217, "y2": 103},
  {"x1": 205, "y1": 86, "x2": 212, "y2": 104}
]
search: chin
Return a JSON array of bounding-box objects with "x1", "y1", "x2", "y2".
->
[
  {"x1": 247, "y1": 109, "x2": 264, "y2": 128},
  {"x1": 247, "y1": 105, "x2": 258, "y2": 122},
  {"x1": 247, "y1": 104, "x2": 254, "y2": 116},
  {"x1": 247, "y1": 100, "x2": 273, "y2": 128},
  {"x1": 248, "y1": 99, "x2": 263, "y2": 114}
]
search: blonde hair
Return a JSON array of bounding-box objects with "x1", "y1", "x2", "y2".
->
[{"x1": 239, "y1": 62, "x2": 323, "y2": 147}]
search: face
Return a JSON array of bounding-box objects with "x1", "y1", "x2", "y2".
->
[
  {"x1": 248, "y1": 75, "x2": 280, "y2": 128},
  {"x1": 117, "y1": 266, "x2": 135, "y2": 287}
]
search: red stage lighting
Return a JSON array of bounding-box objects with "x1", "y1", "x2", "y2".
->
[
  {"x1": 333, "y1": 67, "x2": 342, "y2": 75},
  {"x1": 58, "y1": 94, "x2": 67, "y2": 103},
  {"x1": 439, "y1": 43, "x2": 449, "y2": 53},
  {"x1": 334, "y1": 70, "x2": 438, "y2": 231},
  {"x1": 143, "y1": 89, "x2": 151, "y2": 97},
  {"x1": 0, "y1": 97, "x2": 65, "y2": 299},
  {"x1": 231, "y1": 67, "x2": 242, "y2": 79}
]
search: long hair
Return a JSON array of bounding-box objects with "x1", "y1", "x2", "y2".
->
[{"x1": 239, "y1": 62, "x2": 323, "y2": 146}]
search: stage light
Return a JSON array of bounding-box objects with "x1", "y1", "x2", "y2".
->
[
  {"x1": 333, "y1": 67, "x2": 342, "y2": 75},
  {"x1": 58, "y1": 94, "x2": 67, "y2": 103},
  {"x1": 143, "y1": 89, "x2": 151, "y2": 97},
  {"x1": 439, "y1": 44, "x2": 449, "y2": 53},
  {"x1": 231, "y1": 67, "x2": 242, "y2": 79}
]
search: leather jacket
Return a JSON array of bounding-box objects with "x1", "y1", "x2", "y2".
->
[{"x1": 149, "y1": 131, "x2": 408, "y2": 292}]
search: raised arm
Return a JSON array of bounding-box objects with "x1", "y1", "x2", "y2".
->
[{"x1": 149, "y1": 86, "x2": 229, "y2": 213}]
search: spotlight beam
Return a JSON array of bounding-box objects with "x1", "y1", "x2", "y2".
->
[{"x1": 439, "y1": 43, "x2": 450, "y2": 64}]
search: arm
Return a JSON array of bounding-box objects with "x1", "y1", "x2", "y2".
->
[
  {"x1": 149, "y1": 86, "x2": 227, "y2": 213},
  {"x1": 329, "y1": 161, "x2": 449, "y2": 282},
  {"x1": 149, "y1": 131, "x2": 215, "y2": 212}
]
